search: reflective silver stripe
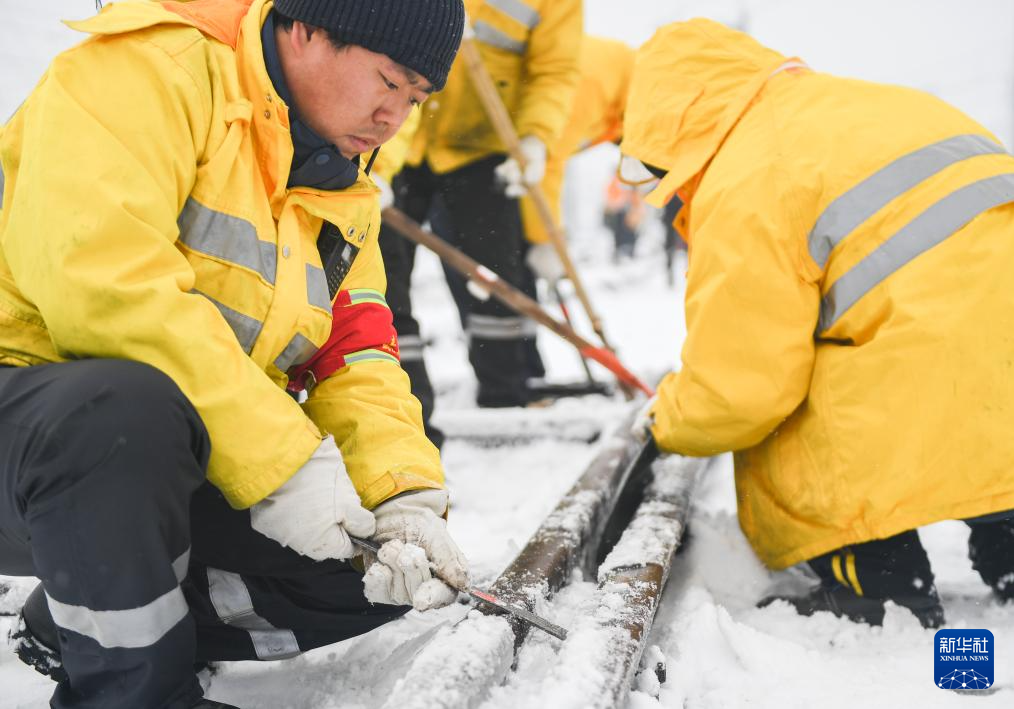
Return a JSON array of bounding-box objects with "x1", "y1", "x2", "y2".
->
[
  {"x1": 178, "y1": 197, "x2": 277, "y2": 285},
  {"x1": 0, "y1": 163, "x2": 5, "y2": 203},
  {"x1": 345, "y1": 348, "x2": 399, "y2": 365},
  {"x1": 819, "y1": 173, "x2": 1014, "y2": 332},
  {"x1": 473, "y1": 20, "x2": 526, "y2": 54},
  {"x1": 46, "y1": 587, "x2": 188, "y2": 650},
  {"x1": 399, "y1": 334, "x2": 425, "y2": 362},
  {"x1": 808, "y1": 134, "x2": 1006, "y2": 268},
  {"x1": 307, "y1": 264, "x2": 331, "y2": 310},
  {"x1": 207, "y1": 568, "x2": 300, "y2": 660},
  {"x1": 192, "y1": 290, "x2": 262, "y2": 353},
  {"x1": 274, "y1": 332, "x2": 318, "y2": 372},
  {"x1": 172, "y1": 548, "x2": 190, "y2": 583},
  {"x1": 348, "y1": 289, "x2": 388, "y2": 307},
  {"x1": 466, "y1": 313, "x2": 531, "y2": 340},
  {"x1": 486, "y1": 0, "x2": 539, "y2": 28}
]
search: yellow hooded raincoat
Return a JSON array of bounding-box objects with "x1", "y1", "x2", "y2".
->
[
  {"x1": 621, "y1": 20, "x2": 1014, "y2": 569},
  {"x1": 0, "y1": 0, "x2": 442, "y2": 510}
]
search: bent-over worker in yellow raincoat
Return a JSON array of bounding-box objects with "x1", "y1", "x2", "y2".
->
[
  {"x1": 623, "y1": 19, "x2": 1014, "y2": 628},
  {"x1": 0, "y1": 0, "x2": 468, "y2": 706}
]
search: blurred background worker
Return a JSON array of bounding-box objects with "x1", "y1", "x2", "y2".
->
[
  {"x1": 626, "y1": 20, "x2": 1014, "y2": 628},
  {"x1": 499, "y1": 34, "x2": 636, "y2": 396},
  {"x1": 602, "y1": 174, "x2": 645, "y2": 261},
  {"x1": 660, "y1": 194, "x2": 687, "y2": 285},
  {"x1": 377, "y1": 0, "x2": 583, "y2": 419}
]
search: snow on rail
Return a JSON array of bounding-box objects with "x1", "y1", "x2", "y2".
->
[{"x1": 543, "y1": 454, "x2": 706, "y2": 708}]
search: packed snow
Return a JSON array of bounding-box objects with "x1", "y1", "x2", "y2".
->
[{"x1": 3, "y1": 1, "x2": 1014, "y2": 707}]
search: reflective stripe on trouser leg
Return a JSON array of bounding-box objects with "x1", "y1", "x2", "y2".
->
[
  {"x1": 45, "y1": 548, "x2": 193, "y2": 650},
  {"x1": 0, "y1": 360, "x2": 210, "y2": 709},
  {"x1": 399, "y1": 334, "x2": 425, "y2": 362},
  {"x1": 466, "y1": 315, "x2": 533, "y2": 405},
  {"x1": 465, "y1": 313, "x2": 536, "y2": 340},
  {"x1": 434, "y1": 157, "x2": 532, "y2": 404},
  {"x1": 185, "y1": 482, "x2": 411, "y2": 663},
  {"x1": 207, "y1": 568, "x2": 301, "y2": 660}
]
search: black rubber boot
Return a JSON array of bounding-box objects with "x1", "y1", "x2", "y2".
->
[
  {"x1": 759, "y1": 581, "x2": 888, "y2": 626},
  {"x1": 9, "y1": 583, "x2": 67, "y2": 683},
  {"x1": 967, "y1": 514, "x2": 1014, "y2": 602},
  {"x1": 779, "y1": 531, "x2": 947, "y2": 628},
  {"x1": 759, "y1": 580, "x2": 945, "y2": 629}
]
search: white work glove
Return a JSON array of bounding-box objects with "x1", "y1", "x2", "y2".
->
[
  {"x1": 630, "y1": 394, "x2": 658, "y2": 444},
  {"x1": 494, "y1": 135, "x2": 547, "y2": 198},
  {"x1": 362, "y1": 489, "x2": 470, "y2": 611},
  {"x1": 250, "y1": 436, "x2": 376, "y2": 561},
  {"x1": 525, "y1": 242, "x2": 566, "y2": 283},
  {"x1": 373, "y1": 174, "x2": 395, "y2": 210}
]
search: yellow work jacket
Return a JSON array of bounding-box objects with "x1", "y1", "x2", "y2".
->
[
  {"x1": 0, "y1": 0, "x2": 442, "y2": 509},
  {"x1": 406, "y1": 0, "x2": 583, "y2": 174},
  {"x1": 621, "y1": 19, "x2": 1014, "y2": 569},
  {"x1": 521, "y1": 35, "x2": 633, "y2": 244}
]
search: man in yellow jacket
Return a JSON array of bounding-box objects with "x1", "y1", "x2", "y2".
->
[
  {"x1": 0, "y1": 1, "x2": 466, "y2": 706},
  {"x1": 378, "y1": 0, "x2": 582, "y2": 411},
  {"x1": 624, "y1": 20, "x2": 1014, "y2": 628}
]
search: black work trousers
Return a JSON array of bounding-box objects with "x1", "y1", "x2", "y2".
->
[
  {"x1": 810, "y1": 517, "x2": 1014, "y2": 614},
  {"x1": 379, "y1": 200, "x2": 445, "y2": 449},
  {"x1": 379, "y1": 157, "x2": 543, "y2": 410},
  {"x1": 0, "y1": 361, "x2": 405, "y2": 709}
]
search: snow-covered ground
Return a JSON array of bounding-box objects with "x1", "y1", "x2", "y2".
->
[{"x1": 3, "y1": 1, "x2": 1014, "y2": 708}]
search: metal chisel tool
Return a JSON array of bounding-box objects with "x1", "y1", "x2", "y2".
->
[{"x1": 349, "y1": 535, "x2": 569, "y2": 641}]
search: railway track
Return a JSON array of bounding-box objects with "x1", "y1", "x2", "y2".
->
[{"x1": 380, "y1": 411, "x2": 710, "y2": 709}]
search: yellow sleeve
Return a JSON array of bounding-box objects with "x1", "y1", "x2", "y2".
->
[
  {"x1": 370, "y1": 106, "x2": 421, "y2": 183},
  {"x1": 651, "y1": 158, "x2": 820, "y2": 456},
  {"x1": 514, "y1": 0, "x2": 583, "y2": 145},
  {"x1": 1, "y1": 34, "x2": 321, "y2": 508},
  {"x1": 301, "y1": 224, "x2": 444, "y2": 510}
]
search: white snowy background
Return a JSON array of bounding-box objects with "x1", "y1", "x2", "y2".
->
[{"x1": 2, "y1": 1, "x2": 1014, "y2": 707}]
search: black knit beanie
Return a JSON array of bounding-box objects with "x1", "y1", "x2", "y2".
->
[{"x1": 273, "y1": 0, "x2": 465, "y2": 91}]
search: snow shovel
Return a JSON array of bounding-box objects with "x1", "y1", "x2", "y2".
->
[{"x1": 382, "y1": 207, "x2": 654, "y2": 398}]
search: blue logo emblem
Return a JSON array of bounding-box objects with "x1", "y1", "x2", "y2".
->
[{"x1": 935, "y1": 629, "x2": 994, "y2": 690}]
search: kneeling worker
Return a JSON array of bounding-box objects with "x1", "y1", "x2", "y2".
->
[
  {"x1": 0, "y1": 0, "x2": 467, "y2": 706},
  {"x1": 625, "y1": 19, "x2": 1014, "y2": 628}
]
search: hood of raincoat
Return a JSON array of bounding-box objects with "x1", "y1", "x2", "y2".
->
[{"x1": 620, "y1": 19, "x2": 793, "y2": 208}]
